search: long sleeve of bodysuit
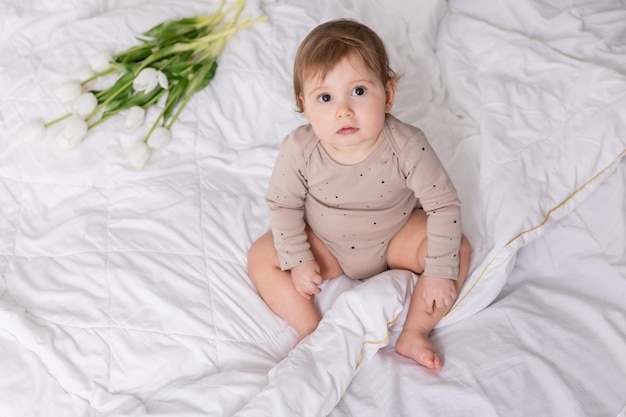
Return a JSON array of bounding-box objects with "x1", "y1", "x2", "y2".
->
[
  {"x1": 395, "y1": 125, "x2": 462, "y2": 280},
  {"x1": 265, "y1": 128, "x2": 315, "y2": 271}
]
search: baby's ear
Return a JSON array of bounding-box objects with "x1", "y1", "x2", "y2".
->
[
  {"x1": 385, "y1": 79, "x2": 397, "y2": 112},
  {"x1": 298, "y1": 94, "x2": 308, "y2": 117}
]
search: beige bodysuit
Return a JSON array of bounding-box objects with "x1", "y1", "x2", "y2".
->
[{"x1": 266, "y1": 114, "x2": 462, "y2": 280}]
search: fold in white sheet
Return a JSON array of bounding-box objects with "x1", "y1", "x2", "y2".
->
[{"x1": 233, "y1": 270, "x2": 416, "y2": 417}]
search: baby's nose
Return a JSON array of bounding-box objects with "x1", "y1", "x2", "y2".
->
[{"x1": 336, "y1": 101, "x2": 354, "y2": 117}]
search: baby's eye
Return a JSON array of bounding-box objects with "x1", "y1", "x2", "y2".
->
[
  {"x1": 352, "y1": 86, "x2": 366, "y2": 96},
  {"x1": 317, "y1": 94, "x2": 332, "y2": 103}
]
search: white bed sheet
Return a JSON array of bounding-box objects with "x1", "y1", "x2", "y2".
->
[
  {"x1": 1, "y1": 0, "x2": 625, "y2": 416},
  {"x1": 330, "y1": 159, "x2": 626, "y2": 417}
]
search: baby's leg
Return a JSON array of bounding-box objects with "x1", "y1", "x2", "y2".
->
[
  {"x1": 387, "y1": 209, "x2": 471, "y2": 369},
  {"x1": 247, "y1": 229, "x2": 342, "y2": 343},
  {"x1": 395, "y1": 270, "x2": 468, "y2": 370}
]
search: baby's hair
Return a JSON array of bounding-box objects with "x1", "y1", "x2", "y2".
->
[{"x1": 293, "y1": 19, "x2": 397, "y2": 113}]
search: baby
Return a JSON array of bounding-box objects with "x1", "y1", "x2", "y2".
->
[{"x1": 247, "y1": 19, "x2": 470, "y2": 370}]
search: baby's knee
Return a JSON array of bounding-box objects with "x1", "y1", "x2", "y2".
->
[
  {"x1": 246, "y1": 240, "x2": 260, "y2": 266},
  {"x1": 459, "y1": 236, "x2": 471, "y2": 261},
  {"x1": 247, "y1": 232, "x2": 276, "y2": 269}
]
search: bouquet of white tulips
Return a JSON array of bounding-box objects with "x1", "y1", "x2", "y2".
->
[{"x1": 18, "y1": 0, "x2": 265, "y2": 169}]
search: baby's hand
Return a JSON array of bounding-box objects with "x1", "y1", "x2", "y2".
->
[
  {"x1": 290, "y1": 260, "x2": 323, "y2": 300},
  {"x1": 421, "y1": 275, "x2": 457, "y2": 315}
]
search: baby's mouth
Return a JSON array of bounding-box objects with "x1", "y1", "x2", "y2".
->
[{"x1": 337, "y1": 126, "x2": 358, "y2": 135}]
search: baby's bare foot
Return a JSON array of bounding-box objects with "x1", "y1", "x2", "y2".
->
[{"x1": 396, "y1": 328, "x2": 442, "y2": 370}]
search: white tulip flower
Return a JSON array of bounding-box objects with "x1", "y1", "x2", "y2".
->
[
  {"x1": 55, "y1": 115, "x2": 88, "y2": 151},
  {"x1": 72, "y1": 66, "x2": 96, "y2": 82},
  {"x1": 88, "y1": 52, "x2": 112, "y2": 73},
  {"x1": 146, "y1": 126, "x2": 172, "y2": 150},
  {"x1": 18, "y1": 119, "x2": 48, "y2": 145},
  {"x1": 53, "y1": 81, "x2": 82, "y2": 103},
  {"x1": 71, "y1": 92, "x2": 98, "y2": 119},
  {"x1": 126, "y1": 141, "x2": 152, "y2": 170},
  {"x1": 133, "y1": 68, "x2": 168, "y2": 94},
  {"x1": 123, "y1": 106, "x2": 146, "y2": 132},
  {"x1": 157, "y1": 70, "x2": 168, "y2": 89}
]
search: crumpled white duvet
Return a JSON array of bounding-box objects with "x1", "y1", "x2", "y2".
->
[
  {"x1": 1, "y1": 0, "x2": 625, "y2": 416},
  {"x1": 234, "y1": 271, "x2": 416, "y2": 417}
]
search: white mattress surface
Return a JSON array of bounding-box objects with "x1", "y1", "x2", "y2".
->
[{"x1": 0, "y1": 0, "x2": 625, "y2": 416}]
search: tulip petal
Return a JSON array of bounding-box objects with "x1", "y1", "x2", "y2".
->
[
  {"x1": 53, "y1": 81, "x2": 82, "y2": 103},
  {"x1": 71, "y1": 93, "x2": 98, "y2": 119},
  {"x1": 123, "y1": 106, "x2": 146, "y2": 132},
  {"x1": 157, "y1": 70, "x2": 169, "y2": 89},
  {"x1": 88, "y1": 52, "x2": 112, "y2": 73},
  {"x1": 133, "y1": 68, "x2": 159, "y2": 94},
  {"x1": 146, "y1": 126, "x2": 172, "y2": 150},
  {"x1": 19, "y1": 119, "x2": 48, "y2": 145},
  {"x1": 126, "y1": 141, "x2": 152, "y2": 169},
  {"x1": 72, "y1": 66, "x2": 96, "y2": 82},
  {"x1": 55, "y1": 115, "x2": 88, "y2": 151}
]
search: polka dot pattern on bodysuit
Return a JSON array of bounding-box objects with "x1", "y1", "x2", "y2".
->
[{"x1": 266, "y1": 115, "x2": 462, "y2": 279}]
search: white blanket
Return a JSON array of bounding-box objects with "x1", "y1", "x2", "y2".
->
[{"x1": 1, "y1": 0, "x2": 625, "y2": 416}]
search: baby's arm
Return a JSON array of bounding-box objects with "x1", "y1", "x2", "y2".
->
[
  {"x1": 402, "y1": 129, "x2": 463, "y2": 311},
  {"x1": 266, "y1": 130, "x2": 317, "y2": 285},
  {"x1": 290, "y1": 260, "x2": 323, "y2": 300},
  {"x1": 420, "y1": 276, "x2": 457, "y2": 314}
]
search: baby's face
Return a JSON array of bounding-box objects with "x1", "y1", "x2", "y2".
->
[{"x1": 299, "y1": 54, "x2": 395, "y2": 157}]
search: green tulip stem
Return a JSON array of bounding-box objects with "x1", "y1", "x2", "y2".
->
[
  {"x1": 143, "y1": 92, "x2": 176, "y2": 143},
  {"x1": 81, "y1": 67, "x2": 117, "y2": 86},
  {"x1": 143, "y1": 89, "x2": 168, "y2": 108},
  {"x1": 44, "y1": 113, "x2": 73, "y2": 127},
  {"x1": 165, "y1": 61, "x2": 214, "y2": 130},
  {"x1": 40, "y1": 0, "x2": 265, "y2": 160},
  {"x1": 86, "y1": 78, "x2": 134, "y2": 121}
]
